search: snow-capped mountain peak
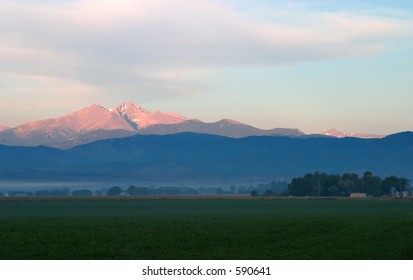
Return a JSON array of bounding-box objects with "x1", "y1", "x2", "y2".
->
[
  {"x1": 322, "y1": 128, "x2": 347, "y2": 138},
  {"x1": 113, "y1": 101, "x2": 151, "y2": 129},
  {"x1": 322, "y1": 128, "x2": 384, "y2": 139},
  {"x1": 113, "y1": 101, "x2": 188, "y2": 129},
  {"x1": 115, "y1": 101, "x2": 150, "y2": 115}
]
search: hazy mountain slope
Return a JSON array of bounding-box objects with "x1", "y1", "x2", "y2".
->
[
  {"x1": 0, "y1": 144, "x2": 92, "y2": 180},
  {"x1": 67, "y1": 131, "x2": 413, "y2": 180},
  {"x1": 1, "y1": 131, "x2": 411, "y2": 182},
  {"x1": 0, "y1": 144, "x2": 88, "y2": 168},
  {"x1": 55, "y1": 129, "x2": 138, "y2": 149},
  {"x1": 138, "y1": 119, "x2": 304, "y2": 138}
]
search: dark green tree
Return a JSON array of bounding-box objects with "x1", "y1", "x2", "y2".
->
[
  {"x1": 264, "y1": 189, "x2": 274, "y2": 196},
  {"x1": 361, "y1": 171, "x2": 382, "y2": 196},
  {"x1": 127, "y1": 185, "x2": 151, "y2": 195},
  {"x1": 72, "y1": 189, "x2": 93, "y2": 196},
  {"x1": 107, "y1": 186, "x2": 122, "y2": 196},
  {"x1": 126, "y1": 185, "x2": 138, "y2": 195},
  {"x1": 400, "y1": 178, "x2": 410, "y2": 192},
  {"x1": 338, "y1": 173, "x2": 359, "y2": 195},
  {"x1": 382, "y1": 176, "x2": 410, "y2": 194},
  {"x1": 382, "y1": 176, "x2": 399, "y2": 195}
]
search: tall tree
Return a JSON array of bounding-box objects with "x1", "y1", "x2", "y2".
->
[{"x1": 107, "y1": 186, "x2": 122, "y2": 196}]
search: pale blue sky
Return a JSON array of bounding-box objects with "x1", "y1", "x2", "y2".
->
[{"x1": 0, "y1": 0, "x2": 412, "y2": 134}]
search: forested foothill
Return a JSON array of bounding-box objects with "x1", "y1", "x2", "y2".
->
[{"x1": 1, "y1": 132, "x2": 413, "y2": 184}]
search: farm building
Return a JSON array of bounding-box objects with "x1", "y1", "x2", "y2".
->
[{"x1": 349, "y1": 193, "x2": 367, "y2": 198}]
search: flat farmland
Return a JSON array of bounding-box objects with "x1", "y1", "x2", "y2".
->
[{"x1": 1, "y1": 198, "x2": 413, "y2": 259}]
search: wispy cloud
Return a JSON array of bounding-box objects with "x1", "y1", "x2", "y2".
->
[
  {"x1": 0, "y1": 0, "x2": 411, "y2": 123},
  {"x1": 0, "y1": 73, "x2": 103, "y2": 125}
]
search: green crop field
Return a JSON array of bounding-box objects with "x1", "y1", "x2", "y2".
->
[{"x1": 0, "y1": 197, "x2": 413, "y2": 259}]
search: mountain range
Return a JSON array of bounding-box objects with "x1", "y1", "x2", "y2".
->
[
  {"x1": 1, "y1": 101, "x2": 410, "y2": 186},
  {"x1": 1, "y1": 131, "x2": 412, "y2": 183},
  {"x1": 0, "y1": 101, "x2": 306, "y2": 148}
]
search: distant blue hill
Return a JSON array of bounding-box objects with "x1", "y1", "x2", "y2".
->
[{"x1": 1, "y1": 131, "x2": 412, "y2": 183}]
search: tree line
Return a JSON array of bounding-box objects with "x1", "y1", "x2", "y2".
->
[
  {"x1": 0, "y1": 183, "x2": 287, "y2": 197},
  {"x1": 0, "y1": 188, "x2": 96, "y2": 197},
  {"x1": 288, "y1": 171, "x2": 410, "y2": 197},
  {"x1": 106, "y1": 184, "x2": 287, "y2": 196}
]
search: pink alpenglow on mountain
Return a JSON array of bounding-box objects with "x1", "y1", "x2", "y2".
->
[
  {"x1": 14, "y1": 103, "x2": 134, "y2": 138},
  {"x1": 0, "y1": 126, "x2": 9, "y2": 132},
  {"x1": 113, "y1": 101, "x2": 189, "y2": 129},
  {"x1": 0, "y1": 102, "x2": 189, "y2": 148},
  {"x1": 0, "y1": 101, "x2": 324, "y2": 148},
  {"x1": 322, "y1": 128, "x2": 384, "y2": 139},
  {"x1": 13, "y1": 102, "x2": 188, "y2": 137}
]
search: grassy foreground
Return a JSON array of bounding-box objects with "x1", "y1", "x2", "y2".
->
[{"x1": 0, "y1": 198, "x2": 413, "y2": 259}]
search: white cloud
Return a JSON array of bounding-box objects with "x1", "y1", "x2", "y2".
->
[{"x1": 0, "y1": 0, "x2": 411, "y2": 111}]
